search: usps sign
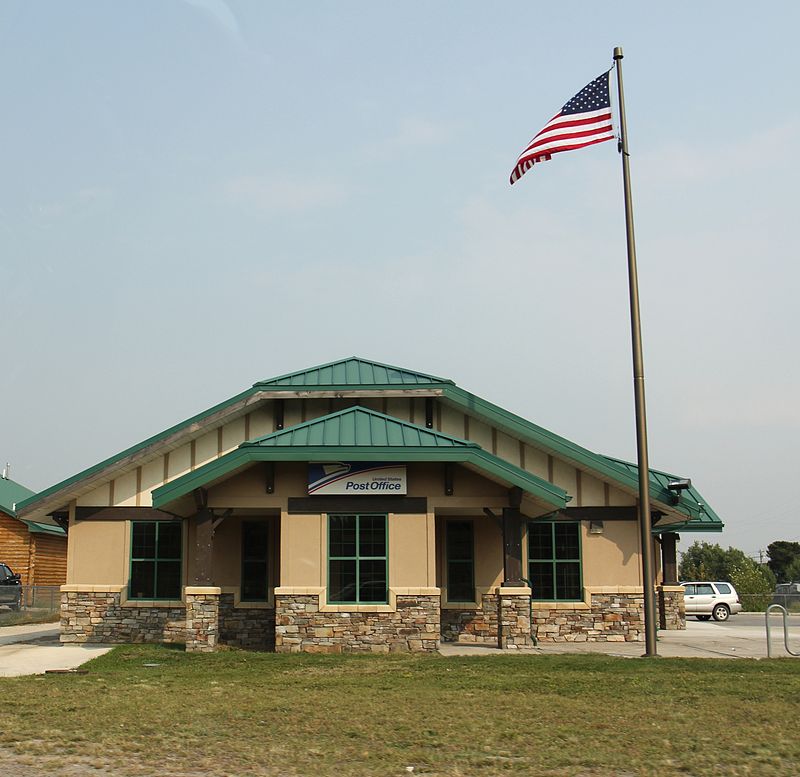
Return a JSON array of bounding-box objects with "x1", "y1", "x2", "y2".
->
[{"x1": 308, "y1": 463, "x2": 407, "y2": 495}]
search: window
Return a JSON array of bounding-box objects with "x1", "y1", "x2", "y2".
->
[
  {"x1": 715, "y1": 583, "x2": 731, "y2": 594},
  {"x1": 446, "y1": 520, "x2": 475, "y2": 602},
  {"x1": 129, "y1": 521, "x2": 182, "y2": 600},
  {"x1": 328, "y1": 514, "x2": 387, "y2": 604},
  {"x1": 241, "y1": 521, "x2": 269, "y2": 602},
  {"x1": 528, "y1": 521, "x2": 582, "y2": 601}
]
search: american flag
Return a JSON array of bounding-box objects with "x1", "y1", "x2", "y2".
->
[{"x1": 509, "y1": 72, "x2": 614, "y2": 185}]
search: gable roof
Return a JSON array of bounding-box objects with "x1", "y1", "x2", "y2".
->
[
  {"x1": 601, "y1": 456, "x2": 723, "y2": 532},
  {"x1": 0, "y1": 476, "x2": 35, "y2": 516},
  {"x1": 242, "y1": 405, "x2": 469, "y2": 449},
  {"x1": 151, "y1": 407, "x2": 568, "y2": 510},
  {"x1": 255, "y1": 357, "x2": 452, "y2": 389},
  {"x1": 16, "y1": 357, "x2": 721, "y2": 530}
]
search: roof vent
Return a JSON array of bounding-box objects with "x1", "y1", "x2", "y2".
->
[{"x1": 1, "y1": 463, "x2": 8, "y2": 480}]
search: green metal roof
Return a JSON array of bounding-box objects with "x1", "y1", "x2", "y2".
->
[
  {"x1": 254, "y1": 357, "x2": 453, "y2": 389},
  {"x1": 601, "y1": 456, "x2": 723, "y2": 533},
  {"x1": 0, "y1": 477, "x2": 35, "y2": 516},
  {"x1": 152, "y1": 407, "x2": 568, "y2": 510},
  {"x1": 17, "y1": 357, "x2": 721, "y2": 529},
  {"x1": 19, "y1": 518, "x2": 66, "y2": 536},
  {"x1": 242, "y1": 406, "x2": 470, "y2": 449}
]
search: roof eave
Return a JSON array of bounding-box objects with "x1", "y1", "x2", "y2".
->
[{"x1": 152, "y1": 446, "x2": 567, "y2": 510}]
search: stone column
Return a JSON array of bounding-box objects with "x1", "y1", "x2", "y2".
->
[
  {"x1": 497, "y1": 586, "x2": 533, "y2": 649},
  {"x1": 185, "y1": 586, "x2": 221, "y2": 652},
  {"x1": 657, "y1": 585, "x2": 686, "y2": 630}
]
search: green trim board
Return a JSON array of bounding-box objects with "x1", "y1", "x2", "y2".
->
[{"x1": 152, "y1": 407, "x2": 568, "y2": 509}]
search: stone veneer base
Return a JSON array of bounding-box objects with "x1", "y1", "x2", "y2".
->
[
  {"x1": 61, "y1": 590, "x2": 186, "y2": 645},
  {"x1": 275, "y1": 594, "x2": 440, "y2": 653},
  {"x1": 444, "y1": 590, "x2": 684, "y2": 645}
]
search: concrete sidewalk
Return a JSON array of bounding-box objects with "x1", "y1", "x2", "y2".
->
[
  {"x1": 440, "y1": 616, "x2": 800, "y2": 659},
  {"x1": 0, "y1": 622, "x2": 111, "y2": 677}
]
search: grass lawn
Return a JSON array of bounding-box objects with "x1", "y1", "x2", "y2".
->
[{"x1": 1, "y1": 646, "x2": 799, "y2": 776}]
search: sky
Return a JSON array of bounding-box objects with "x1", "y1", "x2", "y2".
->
[{"x1": 2, "y1": 2, "x2": 798, "y2": 563}]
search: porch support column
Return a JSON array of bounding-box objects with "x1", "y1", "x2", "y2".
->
[
  {"x1": 657, "y1": 532, "x2": 685, "y2": 631},
  {"x1": 192, "y1": 488, "x2": 214, "y2": 586},
  {"x1": 501, "y1": 487, "x2": 525, "y2": 586},
  {"x1": 498, "y1": 488, "x2": 532, "y2": 649},
  {"x1": 660, "y1": 532, "x2": 679, "y2": 585}
]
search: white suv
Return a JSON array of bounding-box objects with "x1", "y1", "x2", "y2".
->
[{"x1": 681, "y1": 581, "x2": 742, "y2": 622}]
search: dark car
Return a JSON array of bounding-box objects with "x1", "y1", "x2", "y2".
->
[{"x1": 0, "y1": 563, "x2": 22, "y2": 610}]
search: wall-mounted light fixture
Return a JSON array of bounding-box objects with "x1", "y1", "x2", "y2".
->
[{"x1": 589, "y1": 520, "x2": 604, "y2": 535}]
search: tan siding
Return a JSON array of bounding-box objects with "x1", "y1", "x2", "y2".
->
[
  {"x1": 249, "y1": 405, "x2": 273, "y2": 439},
  {"x1": 439, "y1": 404, "x2": 464, "y2": 439},
  {"x1": 168, "y1": 444, "x2": 192, "y2": 482},
  {"x1": 221, "y1": 416, "x2": 247, "y2": 455},
  {"x1": 581, "y1": 473, "x2": 606, "y2": 507},
  {"x1": 283, "y1": 400, "x2": 303, "y2": 429},
  {"x1": 495, "y1": 431, "x2": 520, "y2": 467},
  {"x1": 551, "y1": 459, "x2": 577, "y2": 496},
  {"x1": 467, "y1": 417, "x2": 493, "y2": 450},
  {"x1": 385, "y1": 398, "x2": 412, "y2": 422},
  {"x1": 194, "y1": 431, "x2": 219, "y2": 469},
  {"x1": 139, "y1": 459, "x2": 163, "y2": 505},
  {"x1": 76, "y1": 482, "x2": 111, "y2": 507},
  {"x1": 112, "y1": 470, "x2": 138, "y2": 507},
  {"x1": 522, "y1": 445, "x2": 549, "y2": 479},
  {"x1": 608, "y1": 486, "x2": 636, "y2": 506}
]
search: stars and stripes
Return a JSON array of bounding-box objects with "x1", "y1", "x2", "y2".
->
[{"x1": 509, "y1": 72, "x2": 614, "y2": 185}]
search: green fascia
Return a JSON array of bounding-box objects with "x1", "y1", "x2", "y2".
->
[
  {"x1": 19, "y1": 519, "x2": 66, "y2": 536},
  {"x1": 16, "y1": 386, "x2": 257, "y2": 513},
  {"x1": 151, "y1": 447, "x2": 567, "y2": 510}
]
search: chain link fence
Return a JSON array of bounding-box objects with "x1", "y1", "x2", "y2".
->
[
  {"x1": 0, "y1": 585, "x2": 61, "y2": 626},
  {"x1": 738, "y1": 591, "x2": 800, "y2": 613}
]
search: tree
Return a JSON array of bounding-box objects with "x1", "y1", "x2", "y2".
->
[
  {"x1": 766, "y1": 541, "x2": 800, "y2": 582},
  {"x1": 679, "y1": 541, "x2": 775, "y2": 611}
]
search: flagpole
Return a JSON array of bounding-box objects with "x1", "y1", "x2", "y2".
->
[{"x1": 613, "y1": 45, "x2": 658, "y2": 657}]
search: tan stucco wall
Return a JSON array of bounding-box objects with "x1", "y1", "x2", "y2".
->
[
  {"x1": 580, "y1": 520, "x2": 643, "y2": 587},
  {"x1": 66, "y1": 514, "x2": 128, "y2": 586}
]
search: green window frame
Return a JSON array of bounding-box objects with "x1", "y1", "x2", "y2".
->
[
  {"x1": 129, "y1": 521, "x2": 183, "y2": 600},
  {"x1": 328, "y1": 514, "x2": 388, "y2": 604},
  {"x1": 241, "y1": 521, "x2": 269, "y2": 602},
  {"x1": 527, "y1": 521, "x2": 582, "y2": 601},
  {"x1": 445, "y1": 520, "x2": 475, "y2": 602}
]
